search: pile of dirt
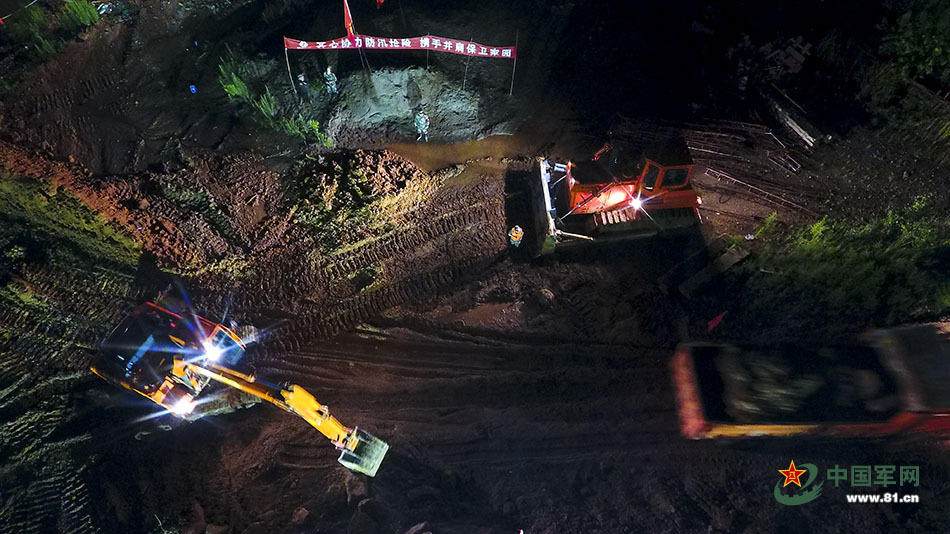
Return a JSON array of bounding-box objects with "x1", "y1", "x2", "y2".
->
[
  {"x1": 352, "y1": 149, "x2": 431, "y2": 196},
  {"x1": 718, "y1": 345, "x2": 902, "y2": 423}
]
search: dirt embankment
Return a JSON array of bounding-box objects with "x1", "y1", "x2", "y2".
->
[{"x1": 2, "y1": 1, "x2": 949, "y2": 533}]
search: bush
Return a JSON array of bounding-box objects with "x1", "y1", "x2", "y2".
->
[
  {"x1": 306, "y1": 119, "x2": 333, "y2": 147},
  {"x1": 33, "y1": 34, "x2": 59, "y2": 61},
  {"x1": 216, "y1": 60, "x2": 333, "y2": 146},
  {"x1": 254, "y1": 87, "x2": 277, "y2": 120},
  {"x1": 6, "y1": 4, "x2": 49, "y2": 44},
  {"x1": 218, "y1": 59, "x2": 250, "y2": 102},
  {"x1": 738, "y1": 196, "x2": 949, "y2": 333},
  {"x1": 58, "y1": 0, "x2": 99, "y2": 35},
  {"x1": 278, "y1": 117, "x2": 302, "y2": 136},
  {"x1": 885, "y1": 0, "x2": 950, "y2": 87}
]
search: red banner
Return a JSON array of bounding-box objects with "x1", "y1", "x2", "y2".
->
[{"x1": 283, "y1": 35, "x2": 517, "y2": 59}]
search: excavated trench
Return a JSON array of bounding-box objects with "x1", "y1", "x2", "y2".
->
[{"x1": 2, "y1": 0, "x2": 949, "y2": 533}]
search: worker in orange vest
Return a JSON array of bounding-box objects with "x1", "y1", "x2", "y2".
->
[{"x1": 508, "y1": 225, "x2": 524, "y2": 247}]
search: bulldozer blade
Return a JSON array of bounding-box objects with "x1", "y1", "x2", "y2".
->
[{"x1": 337, "y1": 427, "x2": 390, "y2": 477}]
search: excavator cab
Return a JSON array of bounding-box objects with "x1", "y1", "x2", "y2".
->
[{"x1": 92, "y1": 302, "x2": 246, "y2": 415}]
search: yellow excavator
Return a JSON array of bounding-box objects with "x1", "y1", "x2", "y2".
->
[{"x1": 91, "y1": 302, "x2": 389, "y2": 477}]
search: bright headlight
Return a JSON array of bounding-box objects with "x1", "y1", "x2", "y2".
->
[
  {"x1": 171, "y1": 398, "x2": 195, "y2": 415},
  {"x1": 630, "y1": 196, "x2": 643, "y2": 211},
  {"x1": 203, "y1": 343, "x2": 223, "y2": 361}
]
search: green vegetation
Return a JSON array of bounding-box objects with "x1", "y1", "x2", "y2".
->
[
  {"x1": 32, "y1": 34, "x2": 58, "y2": 60},
  {"x1": 0, "y1": 173, "x2": 140, "y2": 265},
  {"x1": 216, "y1": 57, "x2": 332, "y2": 147},
  {"x1": 0, "y1": 0, "x2": 100, "y2": 96},
  {"x1": 737, "y1": 196, "x2": 949, "y2": 333},
  {"x1": 754, "y1": 212, "x2": 779, "y2": 239},
  {"x1": 1, "y1": 280, "x2": 48, "y2": 309},
  {"x1": 254, "y1": 87, "x2": 278, "y2": 119},
  {"x1": 58, "y1": 0, "x2": 100, "y2": 35},
  {"x1": 158, "y1": 185, "x2": 242, "y2": 246},
  {"x1": 3, "y1": 4, "x2": 56, "y2": 63},
  {"x1": 4, "y1": 0, "x2": 98, "y2": 58},
  {"x1": 219, "y1": 58, "x2": 251, "y2": 101},
  {"x1": 853, "y1": 1, "x2": 950, "y2": 165},
  {"x1": 4, "y1": 4, "x2": 49, "y2": 43},
  {"x1": 176, "y1": 254, "x2": 252, "y2": 278},
  {"x1": 289, "y1": 162, "x2": 378, "y2": 252},
  {"x1": 886, "y1": 0, "x2": 950, "y2": 87}
]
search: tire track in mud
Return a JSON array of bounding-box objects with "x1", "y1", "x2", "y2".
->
[
  {"x1": 19, "y1": 70, "x2": 124, "y2": 118},
  {"x1": 0, "y1": 256, "x2": 134, "y2": 534},
  {"x1": 257, "y1": 327, "x2": 675, "y2": 476},
  {"x1": 1, "y1": 467, "x2": 97, "y2": 534},
  {"x1": 264, "y1": 233, "x2": 505, "y2": 352},
  {"x1": 320, "y1": 199, "x2": 501, "y2": 280},
  {"x1": 248, "y1": 178, "x2": 505, "y2": 313},
  {"x1": 274, "y1": 439, "x2": 339, "y2": 471},
  {"x1": 244, "y1": 175, "x2": 507, "y2": 350}
]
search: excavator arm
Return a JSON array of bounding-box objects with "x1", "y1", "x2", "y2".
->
[{"x1": 187, "y1": 363, "x2": 389, "y2": 477}]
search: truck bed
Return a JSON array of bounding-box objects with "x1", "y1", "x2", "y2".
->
[{"x1": 673, "y1": 342, "x2": 904, "y2": 438}]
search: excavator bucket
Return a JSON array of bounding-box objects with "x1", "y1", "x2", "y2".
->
[{"x1": 338, "y1": 427, "x2": 390, "y2": 477}]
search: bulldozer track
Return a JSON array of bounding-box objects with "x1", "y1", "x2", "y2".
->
[
  {"x1": 261, "y1": 241, "x2": 504, "y2": 360},
  {"x1": 0, "y1": 460, "x2": 97, "y2": 534},
  {"x1": 241, "y1": 187, "x2": 505, "y2": 347},
  {"x1": 17, "y1": 71, "x2": 123, "y2": 117},
  {"x1": 233, "y1": 176, "x2": 506, "y2": 314},
  {"x1": 321, "y1": 198, "x2": 503, "y2": 281}
]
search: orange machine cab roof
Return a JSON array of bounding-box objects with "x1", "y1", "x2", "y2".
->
[{"x1": 566, "y1": 158, "x2": 695, "y2": 215}]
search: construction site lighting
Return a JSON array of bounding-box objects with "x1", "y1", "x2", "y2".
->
[
  {"x1": 203, "y1": 343, "x2": 224, "y2": 361},
  {"x1": 170, "y1": 398, "x2": 196, "y2": 415}
]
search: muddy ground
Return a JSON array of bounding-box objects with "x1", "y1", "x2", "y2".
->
[{"x1": 1, "y1": 0, "x2": 949, "y2": 533}]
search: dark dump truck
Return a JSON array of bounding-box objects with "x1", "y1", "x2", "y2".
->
[{"x1": 672, "y1": 322, "x2": 950, "y2": 440}]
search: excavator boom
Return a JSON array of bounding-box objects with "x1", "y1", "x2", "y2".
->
[{"x1": 187, "y1": 363, "x2": 389, "y2": 477}]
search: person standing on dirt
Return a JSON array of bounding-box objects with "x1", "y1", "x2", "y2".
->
[
  {"x1": 323, "y1": 66, "x2": 338, "y2": 97},
  {"x1": 414, "y1": 107, "x2": 430, "y2": 142},
  {"x1": 508, "y1": 225, "x2": 524, "y2": 247},
  {"x1": 297, "y1": 72, "x2": 311, "y2": 100}
]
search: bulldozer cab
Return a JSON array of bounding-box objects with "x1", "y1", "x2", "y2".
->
[
  {"x1": 624, "y1": 133, "x2": 694, "y2": 196},
  {"x1": 638, "y1": 158, "x2": 693, "y2": 195}
]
